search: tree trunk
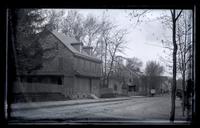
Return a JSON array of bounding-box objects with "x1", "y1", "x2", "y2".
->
[
  {"x1": 104, "y1": 41, "x2": 108, "y2": 88},
  {"x1": 8, "y1": 9, "x2": 21, "y2": 118},
  {"x1": 170, "y1": 9, "x2": 177, "y2": 122},
  {"x1": 182, "y1": 70, "x2": 186, "y2": 116}
]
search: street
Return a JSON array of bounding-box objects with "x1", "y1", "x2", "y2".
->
[{"x1": 10, "y1": 95, "x2": 187, "y2": 123}]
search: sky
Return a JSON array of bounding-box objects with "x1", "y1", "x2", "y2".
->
[
  {"x1": 71, "y1": 9, "x2": 173, "y2": 76},
  {"x1": 58, "y1": 9, "x2": 174, "y2": 76}
]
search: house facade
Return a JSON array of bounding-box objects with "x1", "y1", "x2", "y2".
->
[
  {"x1": 104, "y1": 56, "x2": 142, "y2": 96},
  {"x1": 13, "y1": 30, "x2": 102, "y2": 102},
  {"x1": 100, "y1": 54, "x2": 172, "y2": 97}
]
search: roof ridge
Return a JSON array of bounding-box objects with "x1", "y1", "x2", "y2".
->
[{"x1": 50, "y1": 30, "x2": 102, "y2": 63}]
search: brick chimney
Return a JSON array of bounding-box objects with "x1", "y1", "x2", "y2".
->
[
  {"x1": 83, "y1": 46, "x2": 93, "y2": 55},
  {"x1": 71, "y1": 42, "x2": 83, "y2": 52}
]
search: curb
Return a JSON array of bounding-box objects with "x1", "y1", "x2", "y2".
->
[{"x1": 11, "y1": 98, "x2": 131, "y2": 111}]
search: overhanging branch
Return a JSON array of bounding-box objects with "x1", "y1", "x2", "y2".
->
[{"x1": 175, "y1": 10, "x2": 183, "y2": 21}]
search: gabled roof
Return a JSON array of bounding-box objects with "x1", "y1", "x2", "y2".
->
[
  {"x1": 51, "y1": 30, "x2": 102, "y2": 63},
  {"x1": 74, "y1": 70, "x2": 101, "y2": 78}
]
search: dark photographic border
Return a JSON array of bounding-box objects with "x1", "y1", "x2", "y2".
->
[{"x1": 1, "y1": 0, "x2": 199, "y2": 127}]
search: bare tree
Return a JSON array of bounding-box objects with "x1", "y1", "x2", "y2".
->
[
  {"x1": 43, "y1": 9, "x2": 65, "y2": 31},
  {"x1": 128, "y1": 10, "x2": 152, "y2": 29},
  {"x1": 106, "y1": 29, "x2": 128, "y2": 87},
  {"x1": 176, "y1": 10, "x2": 192, "y2": 117},
  {"x1": 98, "y1": 16, "x2": 114, "y2": 87},
  {"x1": 61, "y1": 10, "x2": 85, "y2": 42},
  {"x1": 144, "y1": 61, "x2": 164, "y2": 95},
  {"x1": 82, "y1": 15, "x2": 102, "y2": 47},
  {"x1": 159, "y1": 10, "x2": 192, "y2": 119},
  {"x1": 60, "y1": 10, "x2": 113, "y2": 60},
  {"x1": 125, "y1": 57, "x2": 143, "y2": 77},
  {"x1": 113, "y1": 56, "x2": 127, "y2": 83},
  {"x1": 170, "y1": 9, "x2": 183, "y2": 121},
  {"x1": 145, "y1": 61, "x2": 164, "y2": 76},
  {"x1": 129, "y1": 9, "x2": 185, "y2": 121}
]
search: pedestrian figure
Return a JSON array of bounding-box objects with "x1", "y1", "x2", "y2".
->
[{"x1": 150, "y1": 89, "x2": 156, "y2": 97}]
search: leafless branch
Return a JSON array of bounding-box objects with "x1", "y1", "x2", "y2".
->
[{"x1": 175, "y1": 10, "x2": 183, "y2": 21}]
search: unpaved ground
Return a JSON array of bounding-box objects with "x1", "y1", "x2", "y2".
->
[{"x1": 10, "y1": 95, "x2": 187, "y2": 122}]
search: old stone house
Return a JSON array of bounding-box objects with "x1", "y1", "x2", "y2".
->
[{"x1": 13, "y1": 29, "x2": 102, "y2": 102}]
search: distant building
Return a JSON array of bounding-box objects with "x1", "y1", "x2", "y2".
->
[
  {"x1": 103, "y1": 54, "x2": 172, "y2": 97},
  {"x1": 13, "y1": 30, "x2": 102, "y2": 102},
  {"x1": 104, "y1": 56, "x2": 142, "y2": 96},
  {"x1": 139, "y1": 75, "x2": 171, "y2": 96}
]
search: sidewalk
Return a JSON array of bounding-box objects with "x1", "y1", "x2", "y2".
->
[{"x1": 11, "y1": 96, "x2": 145, "y2": 111}]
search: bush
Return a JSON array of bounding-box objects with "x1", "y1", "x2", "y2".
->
[{"x1": 100, "y1": 93, "x2": 117, "y2": 98}]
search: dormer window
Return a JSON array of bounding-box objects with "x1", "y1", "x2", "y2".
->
[
  {"x1": 83, "y1": 46, "x2": 93, "y2": 55},
  {"x1": 71, "y1": 42, "x2": 83, "y2": 52}
]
